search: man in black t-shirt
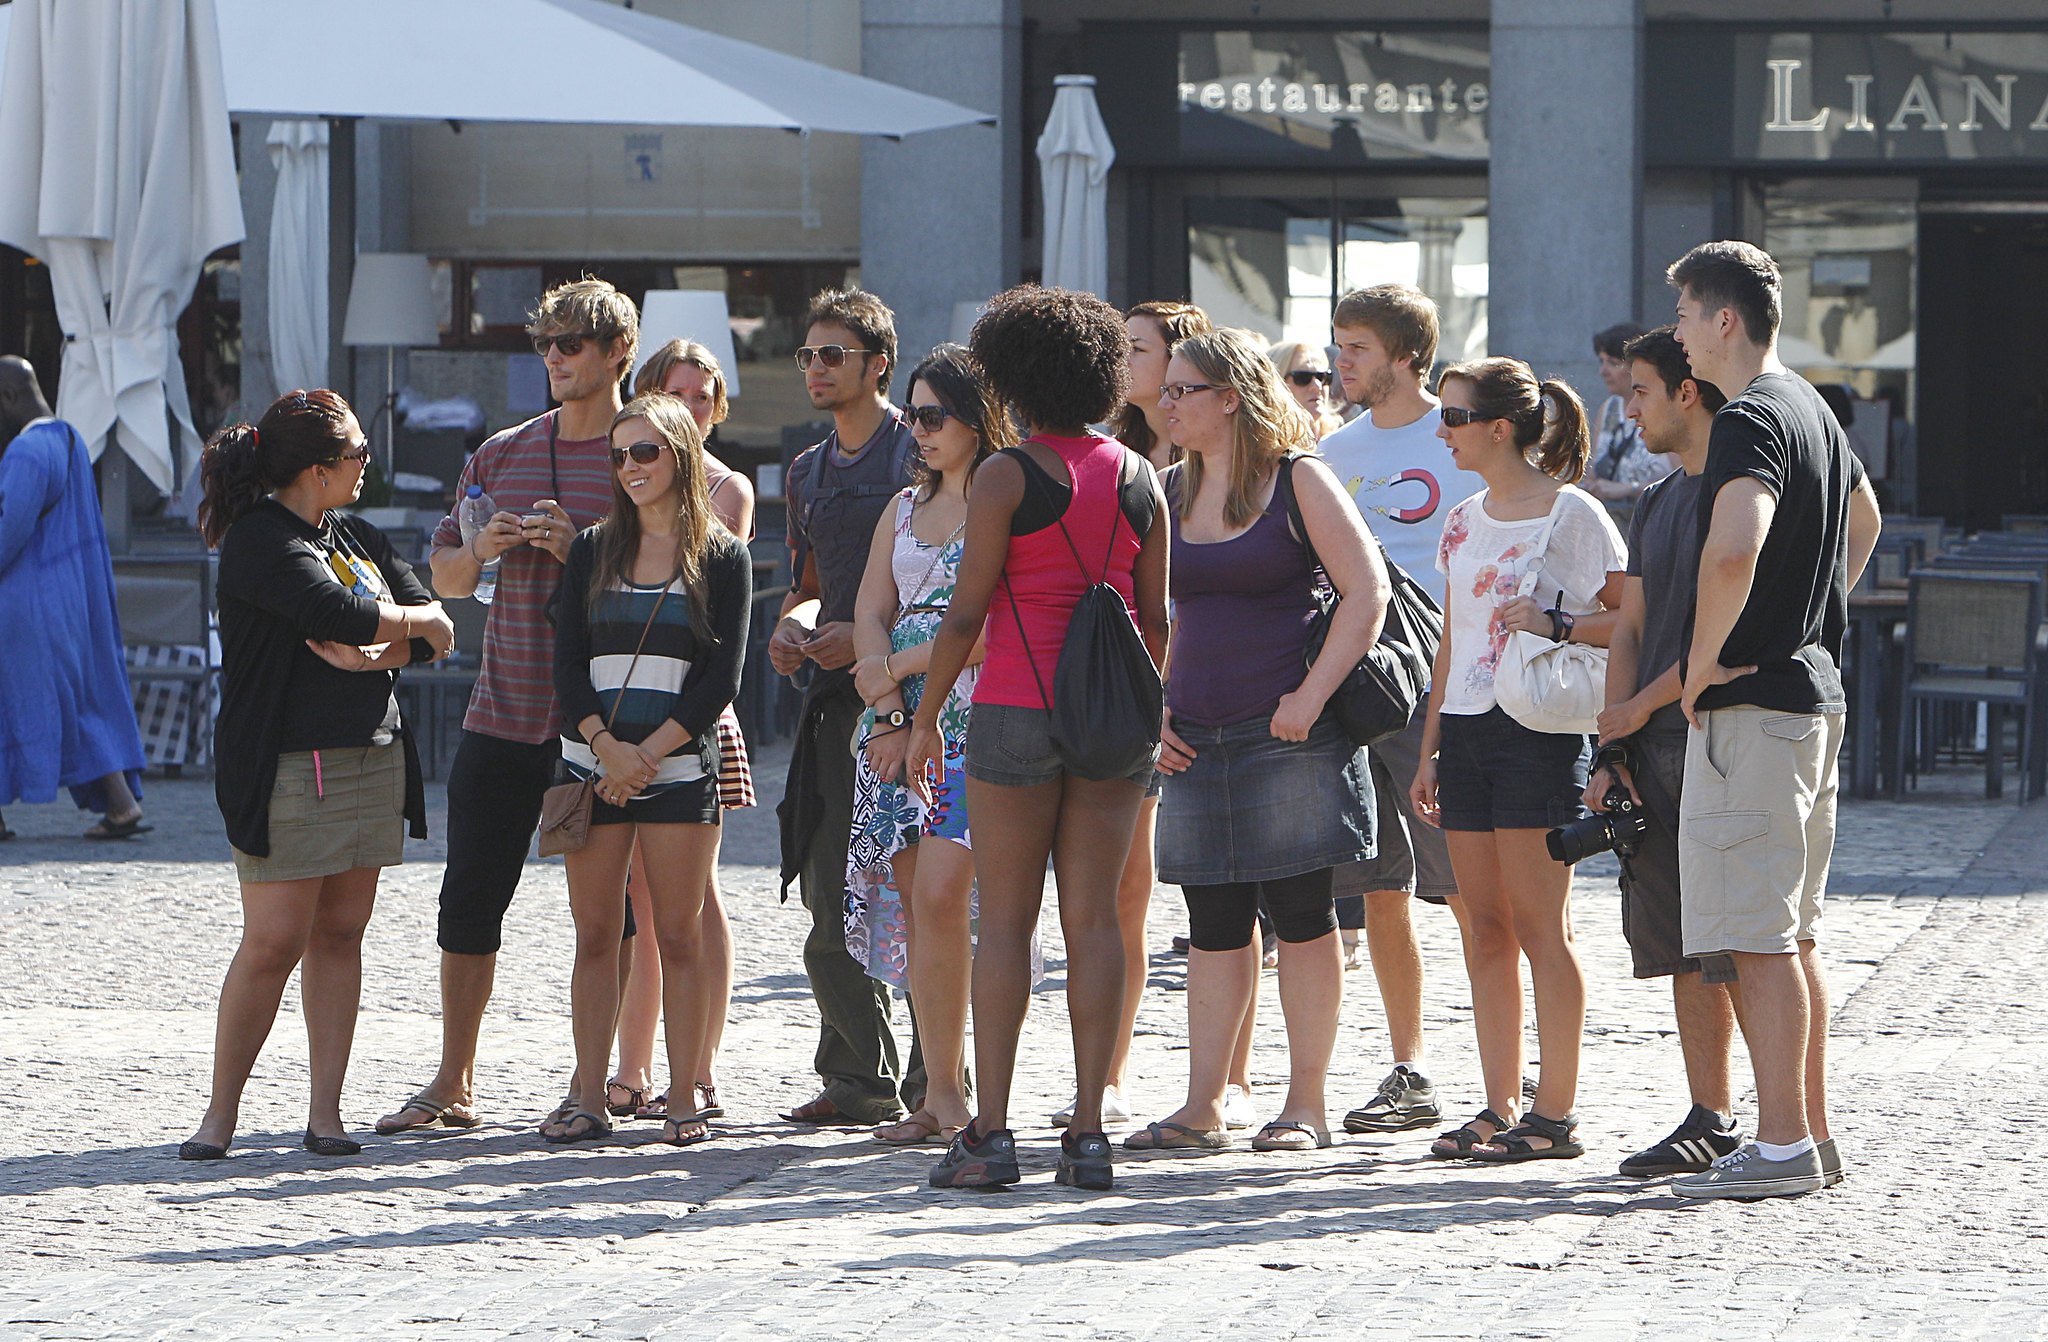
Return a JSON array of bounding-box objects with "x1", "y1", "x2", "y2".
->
[{"x1": 1667, "y1": 242, "x2": 1882, "y2": 1201}]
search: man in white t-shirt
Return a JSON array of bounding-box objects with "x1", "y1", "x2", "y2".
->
[{"x1": 1318, "y1": 285, "x2": 1480, "y2": 1140}]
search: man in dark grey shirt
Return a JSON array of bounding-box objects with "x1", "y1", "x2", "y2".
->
[{"x1": 1587, "y1": 327, "x2": 1741, "y2": 1179}]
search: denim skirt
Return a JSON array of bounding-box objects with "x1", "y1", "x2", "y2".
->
[{"x1": 1157, "y1": 714, "x2": 1375, "y2": 885}]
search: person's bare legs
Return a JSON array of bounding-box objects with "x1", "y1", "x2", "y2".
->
[
  {"x1": 1437, "y1": 831, "x2": 1521, "y2": 1147},
  {"x1": 1495, "y1": 829, "x2": 1582, "y2": 1132},
  {"x1": 548, "y1": 825, "x2": 634, "y2": 1138},
  {"x1": 299, "y1": 867, "x2": 381, "y2": 1139},
  {"x1": 1157, "y1": 940, "x2": 1258, "y2": 1132},
  {"x1": 961, "y1": 775, "x2": 1061, "y2": 1134},
  {"x1": 1364, "y1": 888, "x2": 1427, "y2": 1065},
  {"x1": 693, "y1": 859, "x2": 735, "y2": 1108},
  {"x1": 1272, "y1": 929, "x2": 1344, "y2": 1132},
  {"x1": 612, "y1": 846, "x2": 662, "y2": 1105},
  {"x1": 1799, "y1": 940, "x2": 1830, "y2": 1142},
  {"x1": 1728, "y1": 948, "x2": 1811, "y2": 1145},
  {"x1": 1227, "y1": 948, "x2": 1258, "y2": 1096},
  {"x1": 1673, "y1": 972, "x2": 1737, "y2": 1117},
  {"x1": 188, "y1": 875, "x2": 328, "y2": 1149},
  {"x1": 896, "y1": 839, "x2": 976, "y2": 1131},
  {"x1": 100, "y1": 771, "x2": 142, "y2": 826},
  {"x1": 1049, "y1": 775, "x2": 1144, "y2": 1136},
  {"x1": 1107, "y1": 796, "x2": 1158, "y2": 1096},
  {"x1": 639, "y1": 821, "x2": 724, "y2": 1140}
]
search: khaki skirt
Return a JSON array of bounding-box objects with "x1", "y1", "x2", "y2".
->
[{"x1": 231, "y1": 744, "x2": 407, "y2": 884}]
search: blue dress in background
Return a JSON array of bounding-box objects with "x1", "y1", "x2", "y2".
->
[{"x1": 0, "y1": 419, "x2": 146, "y2": 812}]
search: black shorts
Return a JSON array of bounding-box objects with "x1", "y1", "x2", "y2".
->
[
  {"x1": 1436, "y1": 707, "x2": 1589, "y2": 833},
  {"x1": 1618, "y1": 733, "x2": 1736, "y2": 983}
]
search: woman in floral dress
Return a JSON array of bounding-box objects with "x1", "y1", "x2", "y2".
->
[{"x1": 846, "y1": 345, "x2": 1008, "y2": 1145}]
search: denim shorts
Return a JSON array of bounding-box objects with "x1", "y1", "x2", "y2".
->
[
  {"x1": 1436, "y1": 707, "x2": 1589, "y2": 833},
  {"x1": 964, "y1": 701, "x2": 1157, "y2": 789},
  {"x1": 1157, "y1": 714, "x2": 1374, "y2": 886}
]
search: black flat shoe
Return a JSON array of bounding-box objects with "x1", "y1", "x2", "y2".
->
[
  {"x1": 178, "y1": 1140, "x2": 229, "y2": 1162},
  {"x1": 302, "y1": 1130, "x2": 363, "y2": 1157}
]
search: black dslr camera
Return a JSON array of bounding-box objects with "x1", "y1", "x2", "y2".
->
[{"x1": 1545, "y1": 742, "x2": 1650, "y2": 864}]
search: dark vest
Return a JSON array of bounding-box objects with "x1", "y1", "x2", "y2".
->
[{"x1": 793, "y1": 412, "x2": 918, "y2": 625}]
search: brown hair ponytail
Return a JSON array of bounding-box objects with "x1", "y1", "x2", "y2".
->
[
  {"x1": 197, "y1": 388, "x2": 357, "y2": 547},
  {"x1": 1534, "y1": 378, "x2": 1591, "y2": 484}
]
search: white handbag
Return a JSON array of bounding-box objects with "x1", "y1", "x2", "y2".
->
[{"x1": 1493, "y1": 494, "x2": 1608, "y2": 735}]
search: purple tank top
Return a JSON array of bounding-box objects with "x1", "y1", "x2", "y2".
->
[{"x1": 1167, "y1": 493, "x2": 1318, "y2": 728}]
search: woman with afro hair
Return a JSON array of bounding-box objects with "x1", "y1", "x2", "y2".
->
[{"x1": 907, "y1": 286, "x2": 1169, "y2": 1192}]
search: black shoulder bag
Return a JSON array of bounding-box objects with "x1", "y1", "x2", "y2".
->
[
  {"x1": 1275, "y1": 454, "x2": 1439, "y2": 747},
  {"x1": 1006, "y1": 451, "x2": 1163, "y2": 781}
]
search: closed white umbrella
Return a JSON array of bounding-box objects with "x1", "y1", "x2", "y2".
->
[
  {"x1": 1036, "y1": 75, "x2": 1116, "y2": 297},
  {"x1": 266, "y1": 120, "x2": 328, "y2": 399},
  {"x1": 0, "y1": 0, "x2": 244, "y2": 496}
]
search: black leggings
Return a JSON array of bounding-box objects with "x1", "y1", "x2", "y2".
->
[{"x1": 1182, "y1": 868, "x2": 1337, "y2": 952}]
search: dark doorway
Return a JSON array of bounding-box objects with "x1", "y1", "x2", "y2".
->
[{"x1": 1918, "y1": 212, "x2": 2048, "y2": 529}]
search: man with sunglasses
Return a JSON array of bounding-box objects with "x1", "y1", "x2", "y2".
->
[
  {"x1": 771, "y1": 286, "x2": 922, "y2": 1128},
  {"x1": 379, "y1": 278, "x2": 640, "y2": 1136}
]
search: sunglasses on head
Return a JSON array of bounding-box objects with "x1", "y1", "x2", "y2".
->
[
  {"x1": 609, "y1": 441, "x2": 666, "y2": 468},
  {"x1": 1438, "y1": 406, "x2": 1497, "y2": 428},
  {"x1": 795, "y1": 344, "x2": 876, "y2": 371},
  {"x1": 1287, "y1": 369, "x2": 1334, "y2": 387},
  {"x1": 904, "y1": 404, "x2": 970, "y2": 433},
  {"x1": 532, "y1": 330, "x2": 600, "y2": 357}
]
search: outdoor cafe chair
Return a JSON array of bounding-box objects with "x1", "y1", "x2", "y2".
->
[{"x1": 1896, "y1": 570, "x2": 2046, "y2": 801}]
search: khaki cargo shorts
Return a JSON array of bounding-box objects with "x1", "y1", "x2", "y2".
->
[{"x1": 1678, "y1": 705, "x2": 1845, "y2": 959}]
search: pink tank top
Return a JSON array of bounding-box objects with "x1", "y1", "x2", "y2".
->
[{"x1": 976, "y1": 434, "x2": 1142, "y2": 710}]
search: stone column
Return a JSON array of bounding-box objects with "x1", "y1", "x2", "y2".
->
[
  {"x1": 1488, "y1": 0, "x2": 1642, "y2": 404},
  {"x1": 859, "y1": 0, "x2": 1019, "y2": 375}
]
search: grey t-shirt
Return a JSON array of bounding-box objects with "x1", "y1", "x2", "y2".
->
[{"x1": 1625, "y1": 466, "x2": 1704, "y2": 738}]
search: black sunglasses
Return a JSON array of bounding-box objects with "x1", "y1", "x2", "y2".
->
[
  {"x1": 904, "y1": 404, "x2": 971, "y2": 433},
  {"x1": 609, "y1": 441, "x2": 666, "y2": 467},
  {"x1": 1287, "y1": 369, "x2": 1334, "y2": 387},
  {"x1": 1438, "y1": 406, "x2": 1498, "y2": 428},
  {"x1": 532, "y1": 330, "x2": 601, "y2": 357},
  {"x1": 795, "y1": 344, "x2": 876, "y2": 371}
]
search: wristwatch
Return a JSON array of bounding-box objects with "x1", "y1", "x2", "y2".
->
[
  {"x1": 1557, "y1": 609, "x2": 1576, "y2": 643},
  {"x1": 878, "y1": 708, "x2": 908, "y2": 729}
]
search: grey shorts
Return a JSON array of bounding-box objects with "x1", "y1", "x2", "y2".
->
[
  {"x1": 1618, "y1": 733, "x2": 1735, "y2": 984},
  {"x1": 232, "y1": 745, "x2": 406, "y2": 884},
  {"x1": 1333, "y1": 704, "x2": 1458, "y2": 904},
  {"x1": 963, "y1": 701, "x2": 1157, "y2": 790}
]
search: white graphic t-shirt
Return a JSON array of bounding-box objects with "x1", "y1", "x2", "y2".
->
[
  {"x1": 1433, "y1": 485, "x2": 1627, "y2": 716},
  {"x1": 1316, "y1": 403, "x2": 1478, "y2": 583}
]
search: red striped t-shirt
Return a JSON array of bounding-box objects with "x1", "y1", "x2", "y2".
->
[{"x1": 430, "y1": 410, "x2": 617, "y2": 744}]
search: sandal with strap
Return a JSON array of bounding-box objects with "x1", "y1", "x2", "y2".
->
[
  {"x1": 1472, "y1": 1110, "x2": 1583, "y2": 1163},
  {"x1": 1251, "y1": 1120, "x2": 1333, "y2": 1152},
  {"x1": 605, "y1": 1080, "x2": 647, "y2": 1118},
  {"x1": 375, "y1": 1093, "x2": 481, "y2": 1135},
  {"x1": 543, "y1": 1109, "x2": 612, "y2": 1145},
  {"x1": 661, "y1": 1112, "x2": 714, "y2": 1147},
  {"x1": 872, "y1": 1111, "x2": 962, "y2": 1147},
  {"x1": 1428, "y1": 1107, "x2": 1513, "y2": 1160},
  {"x1": 694, "y1": 1082, "x2": 725, "y2": 1121},
  {"x1": 1123, "y1": 1120, "x2": 1231, "y2": 1152}
]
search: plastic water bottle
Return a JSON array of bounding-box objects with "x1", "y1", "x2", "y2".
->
[{"x1": 458, "y1": 484, "x2": 500, "y2": 606}]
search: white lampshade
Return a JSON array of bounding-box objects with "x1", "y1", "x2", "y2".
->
[
  {"x1": 342, "y1": 253, "x2": 440, "y2": 348},
  {"x1": 635, "y1": 289, "x2": 742, "y2": 398}
]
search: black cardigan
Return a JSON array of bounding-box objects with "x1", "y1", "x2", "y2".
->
[
  {"x1": 550, "y1": 527, "x2": 752, "y2": 749},
  {"x1": 214, "y1": 500, "x2": 434, "y2": 857}
]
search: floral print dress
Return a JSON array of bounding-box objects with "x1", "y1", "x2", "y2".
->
[{"x1": 845, "y1": 490, "x2": 977, "y2": 988}]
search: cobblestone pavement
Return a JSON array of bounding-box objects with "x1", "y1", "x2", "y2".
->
[{"x1": 2, "y1": 749, "x2": 2044, "y2": 1339}]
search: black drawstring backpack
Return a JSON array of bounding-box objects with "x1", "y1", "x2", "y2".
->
[{"x1": 1006, "y1": 454, "x2": 1163, "y2": 780}]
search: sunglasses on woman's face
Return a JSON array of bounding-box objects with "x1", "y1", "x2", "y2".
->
[
  {"x1": 1287, "y1": 369, "x2": 1333, "y2": 387},
  {"x1": 332, "y1": 444, "x2": 371, "y2": 465},
  {"x1": 532, "y1": 330, "x2": 599, "y2": 357},
  {"x1": 904, "y1": 404, "x2": 966, "y2": 433},
  {"x1": 609, "y1": 441, "x2": 666, "y2": 468},
  {"x1": 1438, "y1": 406, "x2": 1497, "y2": 428}
]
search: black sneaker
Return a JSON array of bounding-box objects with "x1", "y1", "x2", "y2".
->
[
  {"x1": 1055, "y1": 1130, "x2": 1115, "y2": 1190},
  {"x1": 1619, "y1": 1103, "x2": 1741, "y2": 1178},
  {"x1": 928, "y1": 1124, "x2": 1019, "y2": 1189},
  {"x1": 1342, "y1": 1065, "x2": 1441, "y2": 1133}
]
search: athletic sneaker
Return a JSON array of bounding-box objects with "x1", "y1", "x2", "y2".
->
[
  {"x1": 1056, "y1": 1130, "x2": 1115, "y2": 1190},
  {"x1": 1818, "y1": 1136, "x2": 1845, "y2": 1188},
  {"x1": 1342, "y1": 1065, "x2": 1441, "y2": 1133},
  {"x1": 928, "y1": 1125, "x2": 1020, "y2": 1189},
  {"x1": 1672, "y1": 1142, "x2": 1824, "y2": 1200},
  {"x1": 1049, "y1": 1085, "x2": 1134, "y2": 1130},
  {"x1": 1618, "y1": 1103, "x2": 1742, "y2": 1178}
]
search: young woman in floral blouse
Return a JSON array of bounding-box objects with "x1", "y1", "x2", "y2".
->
[{"x1": 847, "y1": 345, "x2": 1007, "y2": 1145}]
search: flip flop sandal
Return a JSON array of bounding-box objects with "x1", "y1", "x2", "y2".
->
[
  {"x1": 661, "y1": 1114, "x2": 714, "y2": 1147},
  {"x1": 694, "y1": 1082, "x2": 725, "y2": 1120},
  {"x1": 1472, "y1": 1111, "x2": 1583, "y2": 1163},
  {"x1": 1123, "y1": 1121, "x2": 1231, "y2": 1151},
  {"x1": 1251, "y1": 1120, "x2": 1333, "y2": 1152},
  {"x1": 544, "y1": 1109, "x2": 613, "y2": 1145},
  {"x1": 83, "y1": 815, "x2": 152, "y2": 840},
  {"x1": 635, "y1": 1091, "x2": 669, "y2": 1120},
  {"x1": 375, "y1": 1094, "x2": 480, "y2": 1135},
  {"x1": 1428, "y1": 1108, "x2": 1513, "y2": 1160},
  {"x1": 605, "y1": 1081, "x2": 648, "y2": 1118},
  {"x1": 872, "y1": 1112, "x2": 963, "y2": 1146}
]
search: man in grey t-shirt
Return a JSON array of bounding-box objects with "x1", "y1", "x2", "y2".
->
[{"x1": 1586, "y1": 328, "x2": 1742, "y2": 1179}]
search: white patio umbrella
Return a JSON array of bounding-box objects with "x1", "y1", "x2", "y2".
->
[
  {"x1": 1036, "y1": 75, "x2": 1115, "y2": 297},
  {"x1": 265, "y1": 120, "x2": 329, "y2": 397},
  {"x1": 0, "y1": 0, "x2": 245, "y2": 497}
]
